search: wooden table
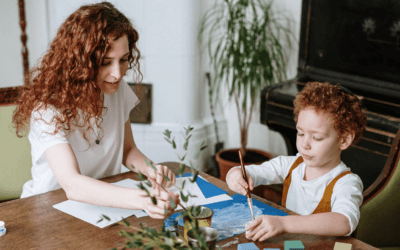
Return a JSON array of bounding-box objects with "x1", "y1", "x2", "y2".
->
[{"x1": 0, "y1": 162, "x2": 378, "y2": 250}]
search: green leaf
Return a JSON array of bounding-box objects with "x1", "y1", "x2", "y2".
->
[
  {"x1": 185, "y1": 126, "x2": 194, "y2": 136},
  {"x1": 180, "y1": 153, "x2": 187, "y2": 162},
  {"x1": 190, "y1": 172, "x2": 198, "y2": 183},
  {"x1": 162, "y1": 174, "x2": 171, "y2": 182},
  {"x1": 151, "y1": 196, "x2": 157, "y2": 205},
  {"x1": 147, "y1": 227, "x2": 158, "y2": 237},
  {"x1": 170, "y1": 196, "x2": 176, "y2": 209},
  {"x1": 164, "y1": 137, "x2": 172, "y2": 144},
  {"x1": 122, "y1": 218, "x2": 130, "y2": 227},
  {"x1": 137, "y1": 172, "x2": 146, "y2": 181},
  {"x1": 172, "y1": 139, "x2": 176, "y2": 149},
  {"x1": 164, "y1": 206, "x2": 168, "y2": 217},
  {"x1": 145, "y1": 180, "x2": 152, "y2": 188},
  {"x1": 161, "y1": 222, "x2": 166, "y2": 233},
  {"x1": 163, "y1": 129, "x2": 172, "y2": 139},
  {"x1": 183, "y1": 140, "x2": 189, "y2": 151},
  {"x1": 101, "y1": 214, "x2": 110, "y2": 221},
  {"x1": 178, "y1": 163, "x2": 185, "y2": 175},
  {"x1": 180, "y1": 191, "x2": 189, "y2": 202},
  {"x1": 144, "y1": 158, "x2": 152, "y2": 166},
  {"x1": 192, "y1": 205, "x2": 202, "y2": 217}
]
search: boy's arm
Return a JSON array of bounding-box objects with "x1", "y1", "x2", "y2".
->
[
  {"x1": 247, "y1": 212, "x2": 350, "y2": 242},
  {"x1": 282, "y1": 212, "x2": 351, "y2": 235},
  {"x1": 227, "y1": 155, "x2": 298, "y2": 187}
]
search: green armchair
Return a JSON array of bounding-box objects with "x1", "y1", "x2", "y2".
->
[
  {"x1": 0, "y1": 105, "x2": 32, "y2": 202},
  {"x1": 355, "y1": 128, "x2": 400, "y2": 249}
]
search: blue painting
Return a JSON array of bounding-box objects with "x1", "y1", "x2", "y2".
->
[{"x1": 165, "y1": 194, "x2": 288, "y2": 241}]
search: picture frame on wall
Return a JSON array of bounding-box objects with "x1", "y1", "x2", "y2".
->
[{"x1": 127, "y1": 82, "x2": 152, "y2": 124}]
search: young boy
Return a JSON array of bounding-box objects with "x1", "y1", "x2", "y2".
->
[{"x1": 226, "y1": 82, "x2": 367, "y2": 242}]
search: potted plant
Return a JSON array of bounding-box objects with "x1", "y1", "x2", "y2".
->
[{"x1": 198, "y1": 0, "x2": 294, "y2": 181}]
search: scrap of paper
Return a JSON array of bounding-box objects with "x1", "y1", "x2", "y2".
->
[
  {"x1": 334, "y1": 242, "x2": 352, "y2": 250},
  {"x1": 53, "y1": 178, "x2": 146, "y2": 228},
  {"x1": 237, "y1": 242, "x2": 259, "y2": 250},
  {"x1": 284, "y1": 240, "x2": 304, "y2": 250}
]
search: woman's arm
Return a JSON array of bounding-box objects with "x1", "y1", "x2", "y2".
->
[
  {"x1": 45, "y1": 143, "x2": 178, "y2": 219},
  {"x1": 122, "y1": 120, "x2": 176, "y2": 188}
]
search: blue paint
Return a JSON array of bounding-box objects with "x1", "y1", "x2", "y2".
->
[{"x1": 238, "y1": 242, "x2": 260, "y2": 250}]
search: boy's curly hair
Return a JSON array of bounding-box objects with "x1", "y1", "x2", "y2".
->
[
  {"x1": 293, "y1": 82, "x2": 367, "y2": 145},
  {"x1": 13, "y1": 2, "x2": 142, "y2": 142}
]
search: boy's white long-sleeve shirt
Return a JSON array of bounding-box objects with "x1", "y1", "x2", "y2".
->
[{"x1": 227, "y1": 154, "x2": 363, "y2": 236}]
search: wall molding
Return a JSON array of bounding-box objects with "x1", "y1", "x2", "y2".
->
[
  {"x1": 0, "y1": 86, "x2": 21, "y2": 107},
  {"x1": 129, "y1": 116, "x2": 227, "y2": 172}
]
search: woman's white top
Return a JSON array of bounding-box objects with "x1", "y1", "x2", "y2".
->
[
  {"x1": 227, "y1": 154, "x2": 363, "y2": 235},
  {"x1": 21, "y1": 80, "x2": 138, "y2": 198}
]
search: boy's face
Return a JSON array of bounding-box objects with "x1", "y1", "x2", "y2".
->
[{"x1": 296, "y1": 107, "x2": 349, "y2": 171}]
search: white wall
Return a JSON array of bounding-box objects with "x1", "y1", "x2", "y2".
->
[{"x1": 0, "y1": 0, "x2": 302, "y2": 171}]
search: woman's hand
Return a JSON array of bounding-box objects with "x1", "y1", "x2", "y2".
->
[
  {"x1": 226, "y1": 167, "x2": 254, "y2": 196},
  {"x1": 139, "y1": 180, "x2": 180, "y2": 219},
  {"x1": 245, "y1": 215, "x2": 285, "y2": 241},
  {"x1": 147, "y1": 164, "x2": 176, "y2": 188}
]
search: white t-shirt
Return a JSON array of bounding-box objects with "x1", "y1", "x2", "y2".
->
[
  {"x1": 227, "y1": 154, "x2": 363, "y2": 236},
  {"x1": 21, "y1": 80, "x2": 138, "y2": 198}
]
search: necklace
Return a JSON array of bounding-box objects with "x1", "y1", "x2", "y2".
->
[
  {"x1": 93, "y1": 118, "x2": 102, "y2": 145},
  {"x1": 95, "y1": 124, "x2": 103, "y2": 145}
]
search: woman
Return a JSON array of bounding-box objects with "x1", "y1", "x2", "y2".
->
[{"x1": 13, "y1": 2, "x2": 179, "y2": 219}]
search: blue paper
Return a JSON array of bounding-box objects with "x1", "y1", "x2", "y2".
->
[
  {"x1": 238, "y1": 242, "x2": 259, "y2": 250},
  {"x1": 178, "y1": 173, "x2": 193, "y2": 178},
  {"x1": 195, "y1": 175, "x2": 228, "y2": 198},
  {"x1": 176, "y1": 172, "x2": 228, "y2": 198},
  {"x1": 164, "y1": 194, "x2": 288, "y2": 242}
]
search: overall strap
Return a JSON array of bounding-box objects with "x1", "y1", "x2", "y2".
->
[
  {"x1": 281, "y1": 156, "x2": 304, "y2": 208},
  {"x1": 312, "y1": 171, "x2": 353, "y2": 214}
]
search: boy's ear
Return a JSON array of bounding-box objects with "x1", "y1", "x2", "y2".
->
[{"x1": 340, "y1": 132, "x2": 355, "y2": 150}]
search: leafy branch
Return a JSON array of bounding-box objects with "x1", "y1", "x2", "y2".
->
[{"x1": 101, "y1": 126, "x2": 218, "y2": 249}]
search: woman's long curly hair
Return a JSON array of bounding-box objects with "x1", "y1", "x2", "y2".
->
[
  {"x1": 13, "y1": 2, "x2": 142, "y2": 142},
  {"x1": 293, "y1": 82, "x2": 367, "y2": 145}
]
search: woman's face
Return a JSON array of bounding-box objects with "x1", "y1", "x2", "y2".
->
[{"x1": 96, "y1": 34, "x2": 129, "y2": 96}]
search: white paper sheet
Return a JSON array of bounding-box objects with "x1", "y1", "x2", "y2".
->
[
  {"x1": 53, "y1": 177, "x2": 232, "y2": 226},
  {"x1": 53, "y1": 179, "x2": 145, "y2": 228}
]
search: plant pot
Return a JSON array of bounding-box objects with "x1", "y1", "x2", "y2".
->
[{"x1": 215, "y1": 148, "x2": 272, "y2": 182}]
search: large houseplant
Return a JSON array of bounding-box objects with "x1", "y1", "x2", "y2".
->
[{"x1": 199, "y1": 0, "x2": 293, "y2": 180}]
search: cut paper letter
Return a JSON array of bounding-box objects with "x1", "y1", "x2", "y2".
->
[{"x1": 334, "y1": 242, "x2": 352, "y2": 250}]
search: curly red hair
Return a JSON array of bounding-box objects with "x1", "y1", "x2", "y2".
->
[
  {"x1": 13, "y1": 2, "x2": 142, "y2": 142},
  {"x1": 293, "y1": 82, "x2": 367, "y2": 145}
]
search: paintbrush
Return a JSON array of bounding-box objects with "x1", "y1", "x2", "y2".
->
[{"x1": 239, "y1": 150, "x2": 255, "y2": 221}]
